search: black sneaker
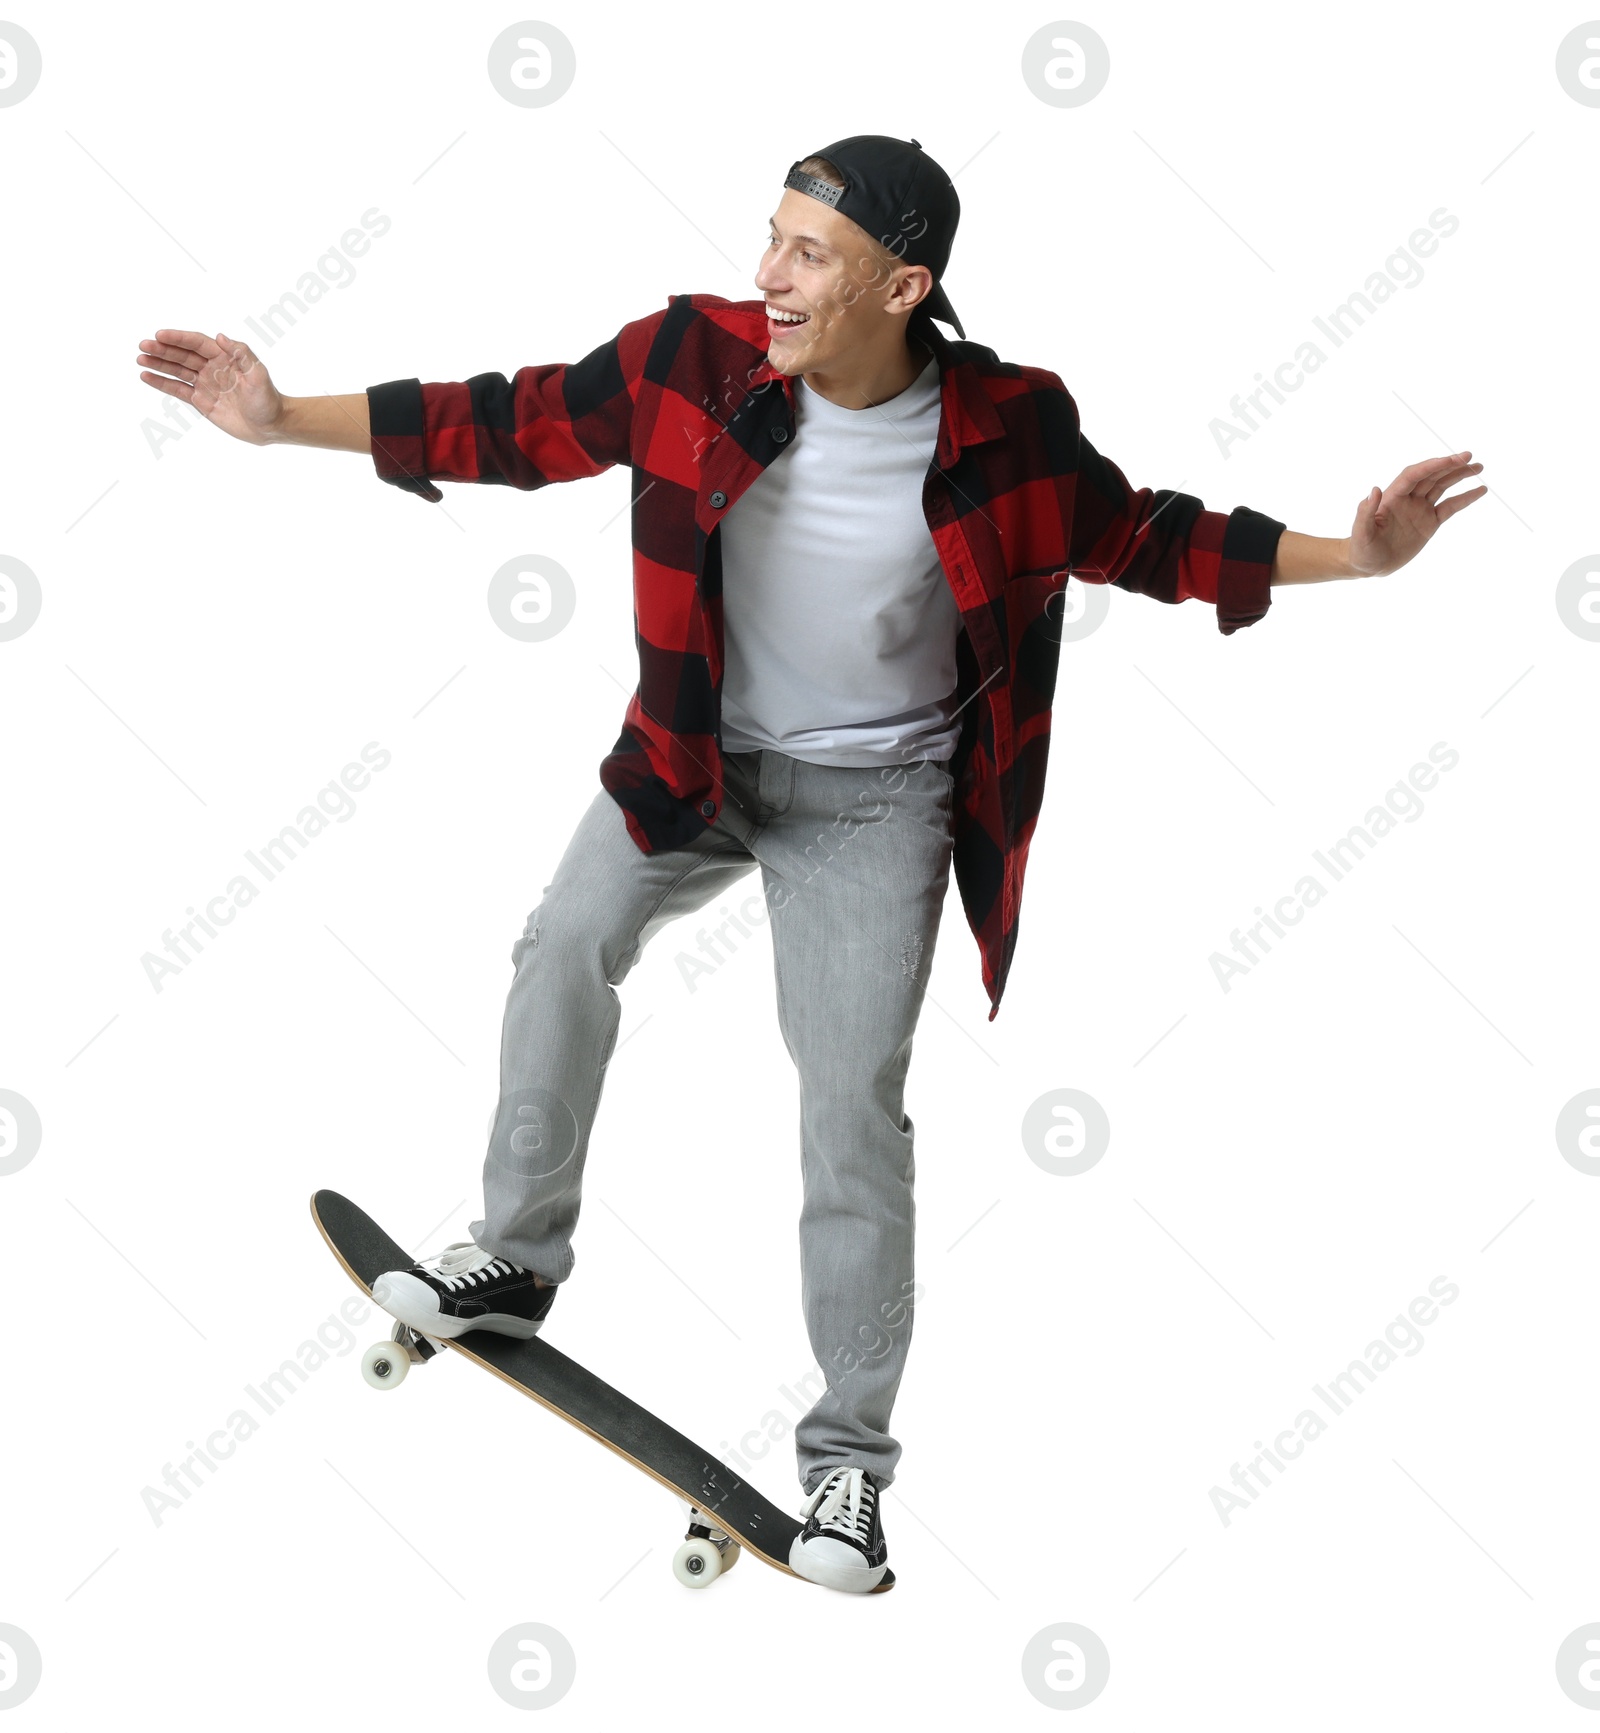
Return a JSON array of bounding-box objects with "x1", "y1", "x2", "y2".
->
[
  {"x1": 370, "y1": 1240, "x2": 556, "y2": 1341},
  {"x1": 788, "y1": 1466, "x2": 889, "y2": 1592}
]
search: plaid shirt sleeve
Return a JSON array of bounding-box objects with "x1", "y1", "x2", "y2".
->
[
  {"x1": 365, "y1": 308, "x2": 667, "y2": 503},
  {"x1": 1066, "y1": 411, "x2": 1287, "y2": 635}
]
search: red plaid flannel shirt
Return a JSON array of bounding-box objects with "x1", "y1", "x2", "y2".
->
[{"x1": 367, "y1": 295, "x2": 1285, "y2": 1019}]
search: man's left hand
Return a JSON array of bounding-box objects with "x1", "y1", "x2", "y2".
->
[{"x1": 1348, "y1": 450, "x2": 1486, "y2": 577}]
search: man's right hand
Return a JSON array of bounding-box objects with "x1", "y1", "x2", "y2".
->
[
  {"x1": 134, "y1": 330, "x2": 371, "y2": 452},
  {"x1": 136, "y1": 330, "x2": 287, "y2": 445}
]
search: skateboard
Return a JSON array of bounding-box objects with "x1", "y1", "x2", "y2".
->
[{"x1": 310, "y1": 1190, "x2": 895, "y2": 1593}]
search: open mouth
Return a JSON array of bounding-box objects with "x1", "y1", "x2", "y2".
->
[{"x1": 766, "y1": 307, "x2": 811, "y2": 338}]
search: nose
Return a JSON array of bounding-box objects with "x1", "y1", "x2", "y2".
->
[{"x1": 754, "y1": 248, "x2": 786, "y2": 296}]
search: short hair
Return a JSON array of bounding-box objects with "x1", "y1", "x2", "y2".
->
[{"x1": 793, "y1": 153, "x2": 845, "y2": 190}]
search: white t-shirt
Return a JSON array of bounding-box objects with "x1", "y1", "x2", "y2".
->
[{"x1": 716, "y1": 349, "x2": 962, "y2": 767}]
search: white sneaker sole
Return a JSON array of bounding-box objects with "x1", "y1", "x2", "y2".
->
[
  {"x1": 787, "y1": 1535, "x2": 889, "y2": 1593},
  {"x1": 371, "y1": 1271, "x2": 546, "y2": 1341}
]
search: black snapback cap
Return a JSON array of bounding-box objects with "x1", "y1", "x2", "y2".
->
[{"x1": 783, "y1": 135, "x2": 965, "y2": 339}]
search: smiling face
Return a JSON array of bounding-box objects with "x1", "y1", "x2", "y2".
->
[{"x1": 754, "y1": 186, "x2": 931, "y2": 375}]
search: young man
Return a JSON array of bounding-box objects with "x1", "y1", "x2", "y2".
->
[{"x1": 135, "y1": 134, "x2": 1484, "y2": 1594}]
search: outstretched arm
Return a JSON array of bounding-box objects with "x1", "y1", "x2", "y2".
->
[
  {"x1": 136, "y1": 330, "x2": 371, "y2": 451},
  {"x1": 135, "y1": 307, "x2": 671, "y2": 499},
  {"x1": 1271, "y1": 451, "x2": 1486, "y2": 585}
]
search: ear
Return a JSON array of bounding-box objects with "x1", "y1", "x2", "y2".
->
[{"x1": 893, "y1": 262, "x2": 935, "y2": 316}]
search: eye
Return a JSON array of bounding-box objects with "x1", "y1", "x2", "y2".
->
[{"x1": 768, "y1": 233, "x2": 821, "y2": 265}]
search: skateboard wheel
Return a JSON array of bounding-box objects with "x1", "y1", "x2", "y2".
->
[
  {"x1": 361, "y1": 1340, "x2": 410, "y2": 1390},
  {"x1": 720, "y1": 1542, "x2": 741, "y2": 1572},
  {"x1": 673, "y1": 1537, "x2": 723, "y2": 1588}
]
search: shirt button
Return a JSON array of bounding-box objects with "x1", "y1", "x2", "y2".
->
[
  {"x1": 700, "y1": 800, "x2": 716, "y2": 816},
  {"x1": 772, "y1": 427, "x2": 788, "y2": 443},
  {"x1": 709, "y1": 490, "x2": 727, "y2": 508}
]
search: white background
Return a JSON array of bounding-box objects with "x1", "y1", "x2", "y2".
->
[{"x1": 2, "y1": 0, "x2": 1595, "y2": 1724}]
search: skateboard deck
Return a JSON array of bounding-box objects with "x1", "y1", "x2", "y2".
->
[{"x1": 310, "y1": 1190, "x2": 894, "y2": 1592}]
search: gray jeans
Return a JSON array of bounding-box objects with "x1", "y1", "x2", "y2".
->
[{"x1": 470, "y1": 746, "x2": 956, "y2": 1491}]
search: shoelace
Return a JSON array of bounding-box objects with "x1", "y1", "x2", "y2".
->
[
  {"x1": 421, "y1": 1241, "x2": 526, "y2": 1291},
  {"x1": 804, "y1": 1467, "x2": 875, "y2": 1541}
]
